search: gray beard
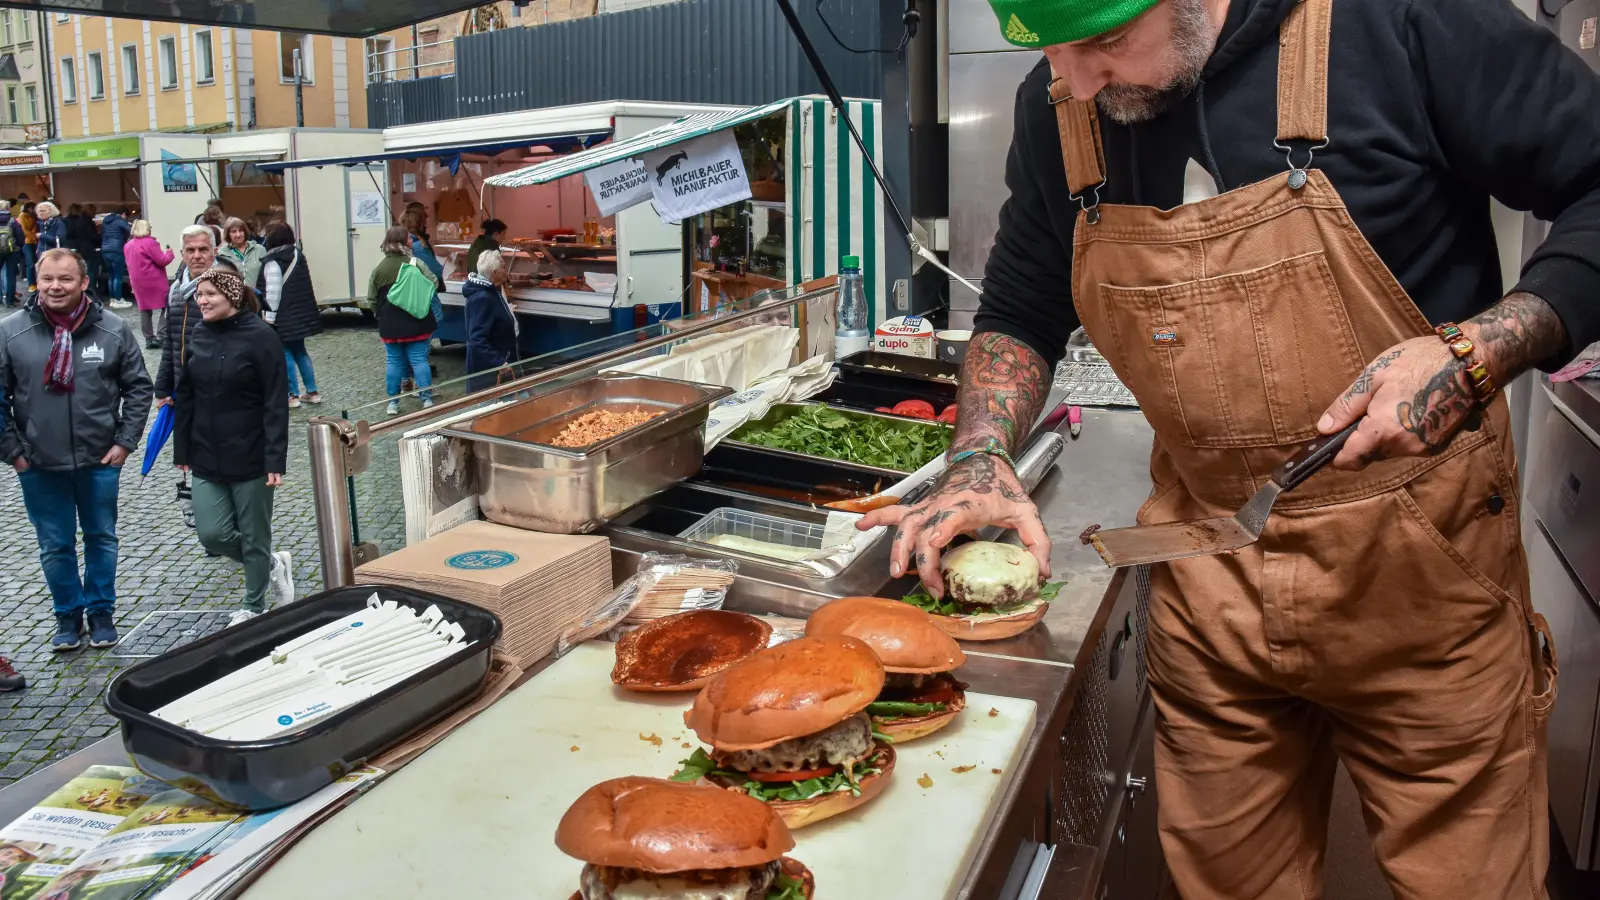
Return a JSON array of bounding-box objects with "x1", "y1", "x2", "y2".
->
[{"x1": 1096, "y1": 0, "x2": 1216, "y2": 125}]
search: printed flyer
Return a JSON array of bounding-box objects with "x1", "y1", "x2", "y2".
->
[
  {"x1": 31, "y1": 790, "x2": 239, "y2": 900},
  {"x1": 0, "y1": 767, "x2": 165, "y2": 900}
]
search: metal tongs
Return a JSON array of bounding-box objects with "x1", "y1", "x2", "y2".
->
[{"x1": 1089, "y1": 421, "x2": 1359, "y2": 568}]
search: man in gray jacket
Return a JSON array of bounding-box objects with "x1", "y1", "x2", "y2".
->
[{"x1": 0, "y1": 248, "x2": 152, "y2": 650}]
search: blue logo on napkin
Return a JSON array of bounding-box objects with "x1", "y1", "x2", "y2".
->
[
  {"x1": 277, "y1": 715, "x2": 293, "y2": 726},
  {"x1": 446, "y1": 550, "x2": 519, "y2": 570}
]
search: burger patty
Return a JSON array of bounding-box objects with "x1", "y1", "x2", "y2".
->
[
  {"x1": 717, "y1": 712, "x2": 873, "y2": 774},
  {"x1": 883, "y1": 672, "x2": 936, "y2": 691},
  {"x1": 579, "y1": 861, "x2": 778, "y2": 900}
]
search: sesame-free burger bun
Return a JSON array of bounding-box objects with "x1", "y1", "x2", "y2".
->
[
  {"x1": 805, "y1": 597, "x2": 966, "y2": 673},
  {"x1": 685, "y1": 636, "x2": 884, "y2": 751},
  {"x1": 929, "y1": 600, "x2": 1048, "y2": 641},
  {"x1": 565, "y1": 858, "x2": 813, "y2": 900},
  {"x1": 768, "y1": 744, "x2": 897, "y2": 830},
  {"x1": 555, "y1": 777, "x2": 794, "y2": 872}
]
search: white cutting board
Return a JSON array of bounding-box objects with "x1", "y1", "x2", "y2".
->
[{"x1": 241, "y1": 642, "x2": 1036, "y2": 900}]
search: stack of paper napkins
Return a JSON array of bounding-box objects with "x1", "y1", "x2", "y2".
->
[{"x1": 355, "y1": 521, "x2": 612, "y2": 665}]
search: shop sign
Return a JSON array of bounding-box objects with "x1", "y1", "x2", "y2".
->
[
  {"x1": 160, "y1": 149, "x2": 197, "y2": 193},
  {"x1": 583, "y1": 157, "x2": 652, "y2": 217},
  {"x1": 642, "y1": 129, "x2": 752, "y2": 223},
  {"x1": 52, "y1": 136, "x2": 140, "y2": 163},
  {"x1": 0, "y1": 153, "x2": 44, "y2": 168}
]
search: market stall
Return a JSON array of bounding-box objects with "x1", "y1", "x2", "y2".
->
[
  {"x1": 484, "y1": 95, "x2": 893, "y2": 332},
  {"x1": 258, "y1": 101, "x2": 732, "y2": 357}
]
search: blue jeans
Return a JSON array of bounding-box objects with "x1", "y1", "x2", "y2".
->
[
  {"x1": 0, "y1": 252, "x2": 19, "y2": 304},
  {"x1": 384, "y1": 340, "x2": 433, "y2": 401},
  {"x1": 283, "y1": 338, "x2": 318, "y2": 397},
  {"x1": 17, "y1": 465, "x2": 122, "y2": 616},
  {"x1": 102, "y1": 249, "x2": 128, "y2": 302},
  {"x1": 22, "y1": 243, "x2": 35, "y2": 286}
]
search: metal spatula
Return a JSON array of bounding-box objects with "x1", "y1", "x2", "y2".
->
[{"x1": 1088, "y1": 422, "x2": 1359, "y2": 568}]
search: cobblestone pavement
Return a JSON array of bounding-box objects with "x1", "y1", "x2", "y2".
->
[{"x1": 0, "y1": 307, "x2": 467, "y2": 786}]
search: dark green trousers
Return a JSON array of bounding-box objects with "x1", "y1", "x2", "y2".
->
[{"x1": 192, "y1": 475, "x2": 275, "y2": 612}]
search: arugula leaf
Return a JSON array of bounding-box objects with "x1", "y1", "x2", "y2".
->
[
  {"x1": 867, "y1": 700, "x2": 946, "y2": 718},
  {"x1": 731, "y1": 405, "x2": 952, "y2": 472},
  {"x1": 900, "y1": 584, "x2": 962, "y2": 616},
  {"x1": 671, "y1": 747, "x2": 717, "y2": 783},
  {"x1": 768, "y1": 872, "x2": 807, "y2": 900},
  {"x1": 1037, "y1": 580, "x2": 1066, "y2": 602}
]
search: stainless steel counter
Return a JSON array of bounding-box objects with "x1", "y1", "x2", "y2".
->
[{"x1": 0, "y1": 406, "x2": 1161, "y2": 900}]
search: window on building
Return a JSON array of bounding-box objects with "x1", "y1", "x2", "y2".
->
[
  {"x1": 122, "y1": 44, "x2": 140, "y2": 94},
  {"x1": 3, "y1": 12, "x2": 14, "y2": 46},
  {"x1": 87, "y1": 51, "x2": 104, "y2": 99},
  {"x1": 24, "y1": 85, "x2": 37, "y2": 123},
  {"x1": 158, "y1": 35, "x2": 177, "y2": 89},
  {"x1": 195, "y1": 31, "x2": 214, "y2": 83},
  {"x1": 365, "y1": 37, "x2": 394, "y2": 83},
  {"x1": 6, "y1": 87, "x2": 16, "y2": 124},
  {"x1": 279, "y1": 32, "x2": 314, "y2": 83},
  {"x1": 59, "y1": 56, "x2": 76, "y2": 103},
  {"x1": 19, "y1": 12, "x2": 29, "y2": 43},
  {"x1": 56, "y1": 14, "x2": 70, "y2": 24}
]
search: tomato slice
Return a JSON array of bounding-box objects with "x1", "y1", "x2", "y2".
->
[{"x1": 744, "y1": 764, "x2": 841, "y2": 783}]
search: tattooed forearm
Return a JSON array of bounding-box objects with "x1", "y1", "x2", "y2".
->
[
  {"x1": 952, "y1": 333, "x2": 1053, "y2": 456},
  {"x1": 1463, "y1": 292, "x2": 1568, "y2": 384},
  {"x1": 936, "y1": 453, "x2": 1031, "y2": 503}
]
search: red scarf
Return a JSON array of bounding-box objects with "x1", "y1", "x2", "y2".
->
[{"x1": 41, "y1": 296, "x2": 90, "y2": 394}]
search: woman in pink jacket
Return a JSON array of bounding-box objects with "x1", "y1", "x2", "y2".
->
[{"x1": 124, "y1": 219, "x2": 176, "y2": 349}]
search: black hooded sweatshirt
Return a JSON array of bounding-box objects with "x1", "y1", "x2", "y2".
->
[{"x1": 975, "y1": 0, "x2": 1600, "y2": 371}]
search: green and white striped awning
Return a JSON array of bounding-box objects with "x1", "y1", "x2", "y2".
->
[{"x1": 482, "y1": 98, "x2": 794, "y2": 189}]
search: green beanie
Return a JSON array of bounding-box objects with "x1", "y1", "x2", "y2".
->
[{"x1": 986, "y1": 0, "x2": 1163, "y2": 48}]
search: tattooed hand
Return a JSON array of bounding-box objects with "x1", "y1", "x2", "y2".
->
[
  {"x1": 858, "y1": 332, "x2": 1054, "y2": 597},
  {"x1": 859, "y1": 453, "x2": 1052, "y2": 598},
  {"x1": 1318, "y1": 293, "x2": 1567, "y2": 470}
]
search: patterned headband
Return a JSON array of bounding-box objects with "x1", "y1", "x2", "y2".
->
[{"x1": 198, "y1": 268, "x2": 245, "y2": 306}]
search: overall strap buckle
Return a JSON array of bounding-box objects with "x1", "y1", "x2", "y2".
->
[
  {"x1": 1071, "y1": 182, "x2": 1105, "y2": 225},
  {"x1": 1272, "y1": 138, "x2": 1329, "y2": 190}
]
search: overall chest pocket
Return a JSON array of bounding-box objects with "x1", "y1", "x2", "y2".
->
[{"x1": 1096, "y1": 250, "x2": 1365, "y2": 449}]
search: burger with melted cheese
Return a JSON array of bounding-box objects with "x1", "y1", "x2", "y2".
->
[
  {"x1": 804, "y1": 596, "x2": 968, "y2": 742},
  {"x1": 673, "y1": 636, "x2": 895, "y2": 829},
  {"x1": 900, "y1": 541, "x2": 1061, "y2": 641},
  {"x1": 557, "y1": 777, "x2": 814, "y2": 900}
]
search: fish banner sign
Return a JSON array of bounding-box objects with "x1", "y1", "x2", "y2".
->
[{"x1": 641, "y1": 129, "x2": 752, "y2": 224}]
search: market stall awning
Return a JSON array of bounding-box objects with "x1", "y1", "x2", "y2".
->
[
  {"x1": 144, "y1": 151, "x2": 285, "y2": 166},
  {"x1": 256, "y1": 133, "x2": 611, "y2": 173},
  {"x1": 18, "y1": 1, "x2": 486, "y2": 39},
  {"x1": 482, "y1": 99, "x2": 794, "y2": 189}
]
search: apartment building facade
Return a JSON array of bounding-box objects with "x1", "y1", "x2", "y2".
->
[
  {"x1": 0, "y1": 9, "x2": 54, "y2": 145},
  {"x1": 49, "y1": 13, "x2": 391, "y2": 138}
]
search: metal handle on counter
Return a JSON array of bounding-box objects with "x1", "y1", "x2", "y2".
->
[{"x1": 1015, "y1": 431, "x2": 1068, "y2": 493}]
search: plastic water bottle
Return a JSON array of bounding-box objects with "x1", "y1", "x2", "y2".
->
[{"x1": 835, "y1": 255, "x2": 870, "y2": 359}]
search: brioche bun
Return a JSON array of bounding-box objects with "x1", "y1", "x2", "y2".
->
[
  {"x1": 685, "y1": 636, "x2": 884, "y2": 751},
  {"x1": 612, "y1": 610, "x2": 772, "y2": 692},
  {"x1": 928, "y1": 600, "x2": 1048, "y2": 641},
  {"x1": 756, "y1": 744, "x2": 896, "y2": 830},
  {"x1": 805, "y1": 597, "x2": 966, "y2": 673},
  {"x1": 555, "y1": 777, "x2": 793, "y2": 872}
]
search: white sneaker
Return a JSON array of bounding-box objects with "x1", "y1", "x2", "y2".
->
[
  {"x1": 421, "y1": 398, "x2": 435, "y2": 409},
  {"x1": 227, "y1": 609, "x2": 259, "y2": 628},
  {"x1": 271, "y1": 550, "x2": 295, "y2": 606},
  {"x1": 109, "y1": 299, "x2": 133, "y2": 309},
  {"x1": 385, "y1": 400, "x2": 400, "y2": 416}
]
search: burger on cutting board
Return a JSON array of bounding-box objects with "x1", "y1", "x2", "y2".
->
[
  {"x1": 899, "y1": 541, "x2": 1063, "y2": 641},
  {"x1": 804, "y1": 596, "x2": 968, "y2": 743},
  {"x1": 557, "y1": 777, "x2": 814, "y2": 899},
  {"x1": 672, "y1": 636, "x2": 896, "y2": 829}
]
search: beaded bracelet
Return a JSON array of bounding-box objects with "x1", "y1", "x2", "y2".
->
[
  {"x1": 1435, "y1": 322, "x2": 1497, "y2": 405},
  {"x1": 947, "y1": 439, "x2": 1017, "y2": 471}
]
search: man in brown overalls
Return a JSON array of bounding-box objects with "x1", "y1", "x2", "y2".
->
[{"x1": 865, "y1": 0, "x2": 1596, "y2": 896}]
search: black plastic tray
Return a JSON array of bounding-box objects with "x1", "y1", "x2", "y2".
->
[
  {"x1": 104, "y1": 585, "x2": 502, "y2": 811},
  {"x1": 835, "y1": 350, "x2": 962, "y2": 391},
  {"x1": 818, "y1": 379, "x2": 957, "y2": 417}
]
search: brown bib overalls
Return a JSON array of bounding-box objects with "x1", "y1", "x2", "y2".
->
[{"x1": 1051, "y1": 0, "x2": 1558, "y2": 896}]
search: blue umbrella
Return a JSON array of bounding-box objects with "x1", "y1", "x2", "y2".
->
[{"x1": 141, "y1": 403, "x2": 174, "y2": 476}]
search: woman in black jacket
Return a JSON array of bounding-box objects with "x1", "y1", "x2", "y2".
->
[
  {"x1": 368, "y1": 225, "x2": 438, "y2": 416},
  {"x1": 174, "y1": 268, "x2": 292, "y2": 625},
  {"x1": 256, "y1": 222, "x2": 324, "y2": 408},
  {"x1": 463, "y1": 248, "x2": 518, "y2": 393}
]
